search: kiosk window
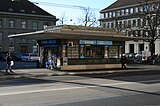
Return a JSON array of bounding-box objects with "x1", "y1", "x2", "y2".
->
[
  {"x1": 85, "y1": 46, "x2": 104, "y2": 58},
  {"x1": 67, "y1": 44, "x2": 79, "y2": 58},
  {"x1": 108, "y1": 46, "x2": 118, "y2": 58}
]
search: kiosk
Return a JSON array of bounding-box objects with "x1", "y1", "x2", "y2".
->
[{"x1": 9, "y1": 25, "x2": 147, "y2": 70}]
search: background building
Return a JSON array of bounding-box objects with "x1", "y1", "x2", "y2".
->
[
  {"x1": 99, "y1": 0, "x2": 160, "y2": 55},
  {"x1": 0, "y1": 0, "x2": 58, "y2": 53}
]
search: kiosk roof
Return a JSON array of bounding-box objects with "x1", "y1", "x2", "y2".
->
[{"x1": 8, "y1": 25, "x2": 148, "y2": 41}]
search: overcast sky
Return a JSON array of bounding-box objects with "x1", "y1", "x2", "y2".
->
[{"x1": 29, "y1": 0, "x2": 117, "y2": 25}]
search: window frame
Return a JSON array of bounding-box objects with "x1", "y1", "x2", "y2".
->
[
  {"x1": 0, "y1": 19, "x2": 2, "y2": 27},
  {"x1": 32, "y1": 21, "x2": 38, "y2": 29},
  {"x1": 9, "y1": 20, "x2": 15, "y2": 28},
  {"x1": 21, "y1": 21, "x2": 27, "y2": 29}
]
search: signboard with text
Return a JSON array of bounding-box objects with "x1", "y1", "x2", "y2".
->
[{"x1": 79, "y1": 40, "x2": 112, "y2": 45}]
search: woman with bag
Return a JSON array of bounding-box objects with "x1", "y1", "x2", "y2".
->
[{"x1": 5, "y1": 52, "x2": 14, "y2": 73}]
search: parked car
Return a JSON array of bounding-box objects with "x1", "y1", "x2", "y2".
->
[
  {"x1": 21, "y1": 53, "x2": 40, "y2": 62},
  {"x1": 14, "y1": 53, "x2": 22, "y2": 61}
]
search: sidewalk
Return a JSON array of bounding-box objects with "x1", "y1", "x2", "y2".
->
[{"x1": 0, "y1": 64, "x2": 159, "y2": 79}]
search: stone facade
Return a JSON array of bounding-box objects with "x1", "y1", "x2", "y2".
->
[{"x1": 0, "y1": 0, "x2": 58, "y2": 53}]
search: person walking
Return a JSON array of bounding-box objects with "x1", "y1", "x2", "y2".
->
[
  {"x1": 120, "y1": 54, "x2": 127, "y2": 69},
  {"x1": 5, "y1": 53, "x2": 14, "y2": 73}
]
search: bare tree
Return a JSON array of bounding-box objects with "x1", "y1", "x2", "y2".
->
[
  {"x1": 78, "y1": 7, "x2": 98, "y2": 27},
  {"x1": 138, "y1": 0, "x2": 160, "y2": 55},
  {"x1": 58, "y1": 13, "x2": 68, "y2": 25},
  {"x1": 115, "y1": 0, "x2": 160, "y2": 55}
]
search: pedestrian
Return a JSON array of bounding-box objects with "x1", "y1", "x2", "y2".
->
[
  {"x1": 45, "y1": 60, "x2": 50, "y2": 69},
  {"x1": 5, "y1": 52, "x2": 14, "y2": 73},
  {"x1": 120, "y1": 54, "x2": 127, "y2": 69},
  {"x1": 56, "y1": 57, "x2": 61, "y2": 70},
  {"x1": 52, "y1": 55, "x2": 57, "y2": 69}
]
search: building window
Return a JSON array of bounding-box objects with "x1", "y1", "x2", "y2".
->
[
  {"x1": 130, "y1": 8, "x2": 133, "y2": 14},
  {"x1": 21, "y1": 21, "x2": 27, "y2": 29},
  {"x1": 143, "y1": 18, "x2": 147, "y2": 26},
  {"x1": 123, "y1": 20, "x2": 127, "y2": 28},
  {"x1": 102, "y1": 13, "x2": 105, "y2": 18},
  {"x1": 0, "y1": 32, "x2": 2, "y2": 41},
  {"x1": 20, "y1": 9, "x2": 25, "y2": 13},
  {"x1": 143, "y1": 5, "x2": 147, "y2": 12},
  {"x1": 138, "y1": 6, "x2": 143, "y2": 12},
  {"x1": 139, "y1": 44, "x2": 144, "y2": 51},
  {"x1": 137, "y1": 19, "x2": 141, "y2": 26},
  {"x1": 0, "y1": 19, "x2": 2, "y2": 27},
  {"x1": 115, "y1": 11, "x2": 118, "y2": 17},
  {"x1": 112, "y1": 11, "x2": 115, "y2": 17},
  {"x1": 9, "y1": 20, "x2": 15, "y2": 28},
  {"x1": 128, "y1": 8, "x2": 131, "y2": 14},
  {"x1": 135, "y1": 7, "x2": 139, "y2": 13},
  {"x1": 117, "y1": 10, "x2": 120, "y2": 16},
  {"x1": 32, "y1": 10, "x2": 36, "y2": 14},
  {"x1": 137, "y1": 30, "x2": 141, "y2": 37},
  {"x1": 111, "y1": 22, "x2": 114, "y2": 28},
  {"x1": 129, "y1": 44, "x2": 134, "y2": 53},
  {"x1": 107, "y1": 23, "x2": 110, "y2": 28},
  {"x1": 128, "y1": 20, "x2": 131, "y2": 27},
  {"x1": 125, "y1": 9, "x2": 129, "y2": 15},
  {"x1": 132, "y1": 20, "x2": 136, "y2": 27},
  {"x1": 121, "y1": 10, "x2": 124, "y2": 15},
  {"x1": 105, "y1": 13, "x2": 108, "y2": 18},
  {"x1": 102, "y1": 23, "x2": 106, "y2": 28},
  {"x1": 109, "y1": 12, "x2": 112, "y2": 17},
  {"x1": 119, "y1": 21, "x2": 122, "y2": 29},
  {"x1": 32, "y1": 21, "x2": 38, "y2": 29},
  {"x1": 8, "y1": 8, "x2": 13, "y2": 12}
]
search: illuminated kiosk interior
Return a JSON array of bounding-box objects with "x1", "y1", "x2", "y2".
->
[{"x1": 9, "y1": 25, "x2": 146, "y2": 70}]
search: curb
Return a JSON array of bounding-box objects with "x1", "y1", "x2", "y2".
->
[{"x1": 0, "y1": 69, "x2": 160, "y2": 79}]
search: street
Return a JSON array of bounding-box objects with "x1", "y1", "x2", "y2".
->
[{"x1": 0, "y1": 72, "x2": 160, "y2": 106}]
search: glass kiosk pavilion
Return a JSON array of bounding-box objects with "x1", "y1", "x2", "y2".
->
[{"x1": 9, "y1": 25, "x2": 146, "y2": 70}]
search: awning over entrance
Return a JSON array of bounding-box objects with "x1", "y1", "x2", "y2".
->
[{"x1": 8, "y1": 25, "x2": 148, "y2": 41}]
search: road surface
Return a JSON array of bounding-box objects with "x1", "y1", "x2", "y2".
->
[{"x1": 0, "y1": 73, "x2": 159, "y2": 106}]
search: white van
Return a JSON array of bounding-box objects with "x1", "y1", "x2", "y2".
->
[{"x1": 21, "y1": 53, "x2": 39, "y2": 61}]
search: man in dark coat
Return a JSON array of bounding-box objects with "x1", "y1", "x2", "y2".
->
[{"x1": 120, "y1": 54, "x2": 127, "y2": 69}]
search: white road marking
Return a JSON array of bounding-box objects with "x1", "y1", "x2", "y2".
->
[{"x1": 0, "y1": 82, "x2": 133, "y2": 96}]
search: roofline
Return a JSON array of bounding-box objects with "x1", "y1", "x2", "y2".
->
[
  {"x1": 8, "y1": 30, "x2": 46, "y2": 38},
  {"x1": 0, "y1": 12, "x2": 57, "y2": 19},
  {"x1": 100, "y1": 4, "x2": 140, "y2": 13}
]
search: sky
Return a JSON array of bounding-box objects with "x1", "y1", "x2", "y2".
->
[{"x1": 29, "y1": 0, "x2": 117, "y2": 25}]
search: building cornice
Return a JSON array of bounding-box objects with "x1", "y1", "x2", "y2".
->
[{"x1": 0, "y1": 12, "x2": 57, "y2": 20}]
